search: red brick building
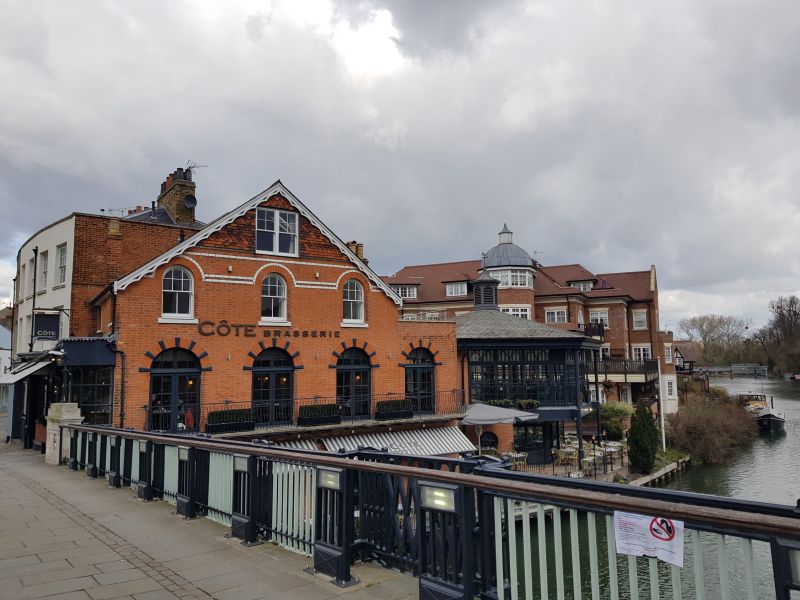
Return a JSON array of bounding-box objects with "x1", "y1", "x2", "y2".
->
[
  {"x1": 384, "y1": 225, "x2": 678, "y2": 414},
  {"x1": 88, "y1": 181, "x2": 468, "y2": 453}
]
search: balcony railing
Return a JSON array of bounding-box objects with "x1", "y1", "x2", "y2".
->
[
  {"x1": 143, "y1": 390, "x2": 467, "y2": 435},
  {"x1": 576, "y1": 322, "x2": 605, "y2": 339},
  {"x1": 592, "y1": 359, "x2": 659, "y2": 381}
]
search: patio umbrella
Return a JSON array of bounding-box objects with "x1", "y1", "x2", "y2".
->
[{"x1": 461, "y1": 403, "x2": 539, "y2": 454}]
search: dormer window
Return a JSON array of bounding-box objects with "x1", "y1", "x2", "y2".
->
[
  {"x1": 570, "y1": 281, "x2": 593, "y2": 292},
  {"x1": 391, "y1": 285, "x2": 417, "y2": 299},
  {"x1": 256, "y1": 208, "x2": 298, "y2": 256},
  {"x1": 446, "y1": 282, "x2": 467, "y2": 297}
]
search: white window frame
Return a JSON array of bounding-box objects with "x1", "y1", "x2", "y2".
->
[
  {"x1": 445, "y1": 282, "x2": 467, "y2": 297},
  {"x1": 28, "y1": 259, "x2": 35, "y2": 296},
  {"x1": 589, "y1": 309, "x2": 609, "y2": 328},
  {"x1": 664, "y1": 343, "x2": 673, "y2": 364},
  {"x1": 38, "y1": 251, "x2": 48, "y2": 290},
  {"x1": 56, "y1": 243, "x2": 67, "y2": 285},
  {"x1": 571, "y1": 281, "x2": 593, "y2": 291},
  {"x1": 632, "y1": 309, "x2": 648, "y2": 330},
  {"x1": 545, "y1": 307, "x2": 567, "y2": 324},
  {"x1": 260, "y1": 274, "x2": 289, "y2": 324},
  {"x1": 160, "y1": 266, "x2": 195, "y2": 321},
  {"x1": 19, "y1": 264, "x2": 25, "y2": 300},
  {"x1": 342, "y1": 280, "x2": 365, "y2": 325},
  {"x1": 255, "y1": 208, "x2": 299, "y2": 257},
  {"x1": 631, "y1": 344, "x2": 652, "y2": 360},
  {"x1": 490, "y1": 269, "x2": 532, "y2": 289},
  {"x1": 500, "y1": 305, "x2": 531, "y2": 320},
  {"x1": 391, "y1": 285, "x2": 418, "y2": 299},
  {"x1": 667, "y1": 379, "x2": 675, "y2": 398}
]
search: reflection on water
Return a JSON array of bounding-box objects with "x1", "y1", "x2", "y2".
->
[{"x1": 662, "y1": 376, "x2": 800, "y2": 504}]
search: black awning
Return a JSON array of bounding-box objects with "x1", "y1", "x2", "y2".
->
[{"x1": 61, "y1": 339, "x2": 116, "y2": 367}]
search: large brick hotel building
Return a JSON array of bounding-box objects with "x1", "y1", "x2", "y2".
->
[{"x1": 3, "y1": 170, "x2": 674, "y2": 461}]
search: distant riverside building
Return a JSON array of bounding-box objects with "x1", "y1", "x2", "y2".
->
[
  {"x1": 384, "y1": 225, "x2": 677, "y2": 415},
  {"x1": 1, "y1": 174, "x2": 672, "y2": 463}
]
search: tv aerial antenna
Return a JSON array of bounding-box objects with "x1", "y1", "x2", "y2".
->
[{"x1": 186, "y1": 161, "x2": 207, "y2": 176}]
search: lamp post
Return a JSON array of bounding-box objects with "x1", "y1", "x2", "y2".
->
[
  {"x1": 591, "y1": 435, "x2": 598, "y2": 478},
  {"x1": 550, "y1": 447, "x2": 558, "y2": 476}
]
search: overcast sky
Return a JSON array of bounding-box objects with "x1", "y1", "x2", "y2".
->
[{"x1": 2, "y1": 0, "x2": 799, "y2": 331}]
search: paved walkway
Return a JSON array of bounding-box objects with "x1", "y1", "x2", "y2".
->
[{"x1": 0, "y1": 442, "x2": 416, "y2": 600}]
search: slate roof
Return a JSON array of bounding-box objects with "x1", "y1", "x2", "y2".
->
[
  {"x1": 456, "y1": 310, "x2": 587, "y2": 340},
  {"x1": 383, "y1": 260, "x2": 481, "y2": 303},
  {"x1": 482, "y1": 243, "x2": 533, "y2": 268},
  {"x1": 124, "y1": 207, "x2": 206, "y2": 230}
]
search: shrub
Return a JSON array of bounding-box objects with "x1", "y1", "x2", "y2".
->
[
  {"x1": 207, "y1": 408, "x2": 252, "y2": 424},
  {"x1": 298, "y1": 404, "x2": 340, "y2": 418},
  {"x1": 582, "y1": 402, "x2": 633, "y2": 440},
  {"x1": 666, "y1": 397, "x2": 757, "y2": 464},
  {"x1": 486, "y1": 399, "x2": 513, "y2": 408},
  {"x1": 628, "y1": 402, "x2": 659, "y2": 473},
  {"x1": 516, "y1": 399, "x2": 540, "y2": 410},
  {"x1": 375, "y1": 399, "x2": 413, "y2": 414}
]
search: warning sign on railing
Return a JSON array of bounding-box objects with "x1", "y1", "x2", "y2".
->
[{"x1": 614, "y1": 511, "x2": 684, "y2": 567}]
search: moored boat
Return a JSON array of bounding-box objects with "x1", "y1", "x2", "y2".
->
[{"x1": 756, "y1": 407, "x2": 786, "y2": 434}]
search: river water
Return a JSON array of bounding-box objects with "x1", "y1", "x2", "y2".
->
[{"x1": 661, "y1": 376, "x2": 800, "y2": 504}]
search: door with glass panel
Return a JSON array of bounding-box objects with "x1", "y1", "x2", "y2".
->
[
  {"x1": 336, "y1": 348, "x2": 371, "y2": 418},
  {"x1": 405, "y1": 348, "x2": 435, "y2": 414},
  {"x1": 251, "y1": 348, "x2": 294, "y2": 426},
  {"x1": 149, "y1": 349, "x2": 200, "y2": 432}
]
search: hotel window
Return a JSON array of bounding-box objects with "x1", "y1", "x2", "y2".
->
[
  {"x1": 493, "y1": 269, "x2": 532, "y2": 288},
  {"x1": 632, "y1": 309, "x2": 648, "y2": 330},
  {"x1": 261, "y1": 274, "x2": 287, "y2": 321},
  {"x1": 571, "y1": 281, "x2": 593, "y2": 291},
  {"x1": 632, "y1": 345, "x2": 651, "y2": 360},
  {"x1": 391, "y1": 285, "x2": 417, "y2": 299},
  {"x1": 28, "y1": 259, "x2": 34, "y2": 295},
  {"x1": 500, "y1": 306, "x2": 531, "y2": 319},
  {"x1": 664, "y1": 344, "x2": 673, "y2": 363},
  {"x1": 667, "y1": 379, "x2": 675, "y2": 397},
  {"x1": 19, "y1": 264, "x2": 25, "y2": 299},
  {"x1": 343, "y1": 280, "x2": 364, "y2": 323},
  {"x1": 256, "y1": 208, "x2": 298, "y2": 256},
  {"x1": 589, "y1": 309, "x2": 609, "y2": 327},
  {"x1": 545, "y1": 308, "x2": 567, "y2": 324},
  {"x1": 601, "y1": 345, "x2": 611, "y2": 359},
  {"x1": 56, "y1": 243, "x2": 67, "y2": 284},
  {"x1": 162, "y1": 267, "x2": 194, "y2": 317},
  {"x1": 38, "y1": 251, "x2": 48, "y2": 289},
  {"x1": 446, "y1": 282, "x2": 467, "y2": 296}
]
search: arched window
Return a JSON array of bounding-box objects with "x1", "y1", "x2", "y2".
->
[
  {"x1": 251, "y1": 348, "x2": 294, "y2": 426},
  {"x1": 342, "y1": 280, "x2": 364, "y2": 323},
  {"x1": 405, "y1": 348, "x2": 435, "y2": 414},
  {"x1": 162, "y1": 267, "x2": 193, "y2": 317},
  {"x1": 336, "y1": 348, "x2": 371, "y2": 418},
  {"x1": 149, "y1": 349, "x2": 200, "y2": 432},
  {"x1": 261, "y1": 274, "x2": 287, "y2": 321}
]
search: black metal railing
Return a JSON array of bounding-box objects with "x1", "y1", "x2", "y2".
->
[
  {"x1": 594, "y1": 359, "x2": 659, "y2": 380},
  {"x1": 142, "y1": 390, "x2": 467, "y2": 435},
  {"x1": 576, "y1": 322, "x2": 605, "y2": 339},
  {"x1": 61, "y1": 423, "x2": 800, "y2": 599}
]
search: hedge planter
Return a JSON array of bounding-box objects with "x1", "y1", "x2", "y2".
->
[
  {"x1": 205, "y1": 421, "x2": 256, "y2": 434},
  {"x1": 298, "y1": 404, "x2": 342, "y2": 427},
  {"x1": 375, "y1": 399, "x2": 414, "y2": 421}
]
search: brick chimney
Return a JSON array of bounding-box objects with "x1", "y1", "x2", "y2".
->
[{"x1": 157, "y1": 168, "x2": 197, "y2": 225}]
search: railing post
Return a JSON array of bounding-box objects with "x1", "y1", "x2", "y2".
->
[
  {"x1": 68, "y1": 429, "x2": 78, "y2": 470},
  {"x1": 137, "y1": 440, "x2": 153, "y2": 501},
  {"x1": 771, "y1": 538, "x2": 800, "y2": 599},
  {"x1": 107, "y1": 435, "x2": 121, "y2": 488},
  {"x1": 310, "y1": 466, "x2": 358, "y2": 587},
  {"x1": 86, "y1": 432, "x2": 98, "y2": 478},
  {"x1": 417, "y1": 480, "x2": 475, "y2": 600},
  {"x1": 176, "y1": 446, "x2": 196, "y2": 518},
  {"x1": 231, "y1": 455, "x2": 259, "y2": 543}
]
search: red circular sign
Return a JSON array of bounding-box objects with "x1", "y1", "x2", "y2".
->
[{"x1": 649, "y1": 517, "x2": 676, "y2": 542}]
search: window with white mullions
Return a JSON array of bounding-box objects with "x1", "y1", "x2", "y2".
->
[
  {"x1": 56, "y1": 243, "x2": 67, "y2": 284},
  {"x1": 343, "y1": 280, "x2": 364, "y2": 322},
  {"x1": 589, "y1": 309, "x2": 609, "y2": 327},
  {"x1": 445, "y1": 282, "x2": 467, "y2": 296},
  {"x1": 256, "y1": 208, "x2": 298, "y2": 255},
  {"x1": 261, "y1": 274, "x2": 287, "y2": 320},
  {"x1": 162, "y1": 267, "x2": 193, "y2": 316},
  {"x1": 545, "y1": 309, "x2": 567, "y2": 324},
  {"x1": 632, "y1": 309, "x2": 648, "y2": 330}
]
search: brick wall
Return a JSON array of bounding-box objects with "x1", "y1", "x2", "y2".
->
[
  {"x1": 70, "y1": 215, "x2": 190, "y2": 337},
  {"x1": 102, "y1": 203, "x2": 461, "y2": 430}
]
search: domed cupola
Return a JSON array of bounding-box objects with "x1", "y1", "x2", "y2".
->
[{"x1": 481, "y1": 224, "x2": 533, "y2": 269}]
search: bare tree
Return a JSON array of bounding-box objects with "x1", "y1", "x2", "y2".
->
[{"x1": 678, "y1": 314, "x2": 751, "y2": 365}]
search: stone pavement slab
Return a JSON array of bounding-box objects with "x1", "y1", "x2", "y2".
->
[{"x1": 0, "y1": 443, "x2": 417, "y2": 599}]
